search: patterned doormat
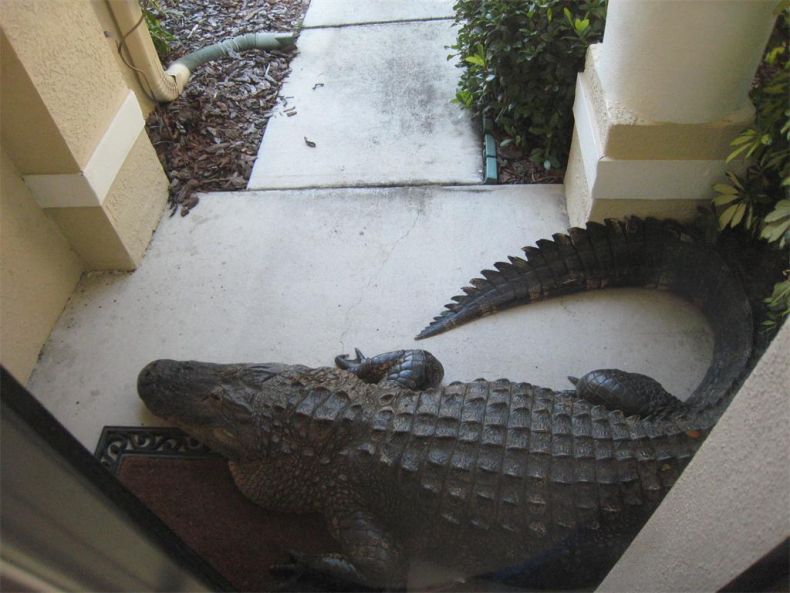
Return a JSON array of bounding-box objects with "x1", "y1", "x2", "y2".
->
[{"x1": 95, "y1": 427, "x2": 338, "y2": 592}]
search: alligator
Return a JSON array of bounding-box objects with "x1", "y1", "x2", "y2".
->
[{"x1": 138, "y1": 218, "x2": 754, "y2": 590}]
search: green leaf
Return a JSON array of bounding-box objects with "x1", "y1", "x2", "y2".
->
[
  {"x1": 713, "y1": 183, "x2": 738, "y2": 195},
  {"x1": 574, "y1": 18, "x2": 590, "y2": 34},
  {"x1": 730, "y1": 133, "x2": 756, "y2": 146},
  {"x1": 718, "y1": 204, "x2": 739, "y2": 229},
  {"x1": 730, "y1": 202, "x2": 747, "y2": 227},
  {"x1": 727, "y1": 141, "x2": 754, "y2": 162},
  {"x1": 761, "y1": 218, "x2": 790, "y2": 243},
  {"x1": 765, "y1": 45, "x2": 785, "y2": 65},
  {"x1": 745, "y1": 141, "x2": 763, "y2": 159},
  {"x1": 464, "y1": 55, "x2": 486, "y2": 67},
  {"x1": 763, "y1": 200, "x2": 790, "y2": 222},
  {"x1": 725, "y1": 171, "x2": 745, "y2": 190},
  {"x1": 712, "y1": 192, "x2": 741, "y2": 207}
]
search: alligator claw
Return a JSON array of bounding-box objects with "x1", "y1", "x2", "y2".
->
[
  {"x1": 270, "y1": 550, "x2": 380, "y2": 592},
  {"x1": 335, "y1": 348, "x2": 366, "y2": 370},
  {"x1": 271, "y1": 549, "x2": 309, "y2": 575}
]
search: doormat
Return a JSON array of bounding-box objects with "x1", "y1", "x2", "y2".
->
[
  {"x1": 95, "y1": 428, "x2": 529, "y2": 592},
  {"x1": 95, "y1": 427, "x2": 339, "y2": 592}
]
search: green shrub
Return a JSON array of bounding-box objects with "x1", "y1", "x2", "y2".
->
[
  {"x1": 712, "y1": 6, "x2": 789, "y2": 329},
  {"x1": 451, "y1": 0, "x2": 606, "y2": 171},
  {"x1": 141, "y1": 0, "x2": 175, "y2": 59}
]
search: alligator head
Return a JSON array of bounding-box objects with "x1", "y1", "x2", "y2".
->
[{"x1": 138, "y1": 359, "x2": 290, "y2": 461}]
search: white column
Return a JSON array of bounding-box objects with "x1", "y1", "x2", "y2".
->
[{"x1": 564, "y1": 0, "x2": 778, "y2": 226}]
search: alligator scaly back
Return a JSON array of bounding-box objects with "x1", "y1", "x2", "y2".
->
[{"x1": 416, "y1": 218, "x2": 753, "y2": 416}]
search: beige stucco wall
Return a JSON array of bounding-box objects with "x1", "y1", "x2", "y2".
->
[
  {"x1": 0, "y1": 149, "x2": 83, "y2": 383},
  {"x1": 103, "y1": 131, "x2": 169, "y2": 262},
  {"x1": 89, "y1": 0, "x2": 158, "y2": 117},
  {"x1": 0, "y1": 1, "x2": 131, "y2": 170},
  {"x1": 0, "y1": 32, "x2": 80, "y2": 175},
  {"x1": 0, "y1": 0, "x2": 170, "y2": 379},
  {"x1": 1, "y1": 0, "x2": 169, "y2": 270}
]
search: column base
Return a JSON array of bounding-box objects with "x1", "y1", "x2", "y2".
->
[{"x1": 565, "y1": 45, "x2": 752, "y2": 226}]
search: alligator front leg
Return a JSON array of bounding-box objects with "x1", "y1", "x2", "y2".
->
[
  {"x1": 326, "y1": 507, "x2": 406, "y2": 589},
  {"x1": 335, "y1": 349, "x2": 444, "y2": 391},
  {"x1": 277, "y1": 508, "x2": 406, "y2": 590}
]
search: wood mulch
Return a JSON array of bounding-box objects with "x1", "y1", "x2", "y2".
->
[
  {"x1": 144, "y1": 0, "x2": 309, "y2": 216},
  {"x1": 491, "y1": 130, "x2": 564, "y2": 185}
]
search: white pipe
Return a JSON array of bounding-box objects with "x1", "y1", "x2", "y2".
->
[
  {"x1": 108, "y1": 0, "x2": 183, "y2": 102},
  {"x1": 107, "y1": 0, "x2": 295, "y2": 103}
]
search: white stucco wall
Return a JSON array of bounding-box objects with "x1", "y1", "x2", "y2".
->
[{"x1": 598, "y1": 0, "x2": 777, "y2": 123}]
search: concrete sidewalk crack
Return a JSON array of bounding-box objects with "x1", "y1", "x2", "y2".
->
[
  {"x1": 301, "y1": 17, "x2": 453, "y2": 31},
  {"x1": 338, "y1": 210, "x2": 421, "y2": 352}
]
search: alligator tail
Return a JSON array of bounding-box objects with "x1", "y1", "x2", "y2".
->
[{"x1": 416, "y1": 217, "x2": 753, "y2": 412}]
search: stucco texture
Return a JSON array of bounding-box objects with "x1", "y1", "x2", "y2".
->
[
  {"x1": 48, "y1": 131, "x2": 168, "y2": 270},
  {"x1": 598, "y1": 323, "x2": 790, "y2": 592},
  {"x1": 0, "y1": 0, "x2": 130, "y2": 170},
  {"x1": 598, "y1": 0, "x2": 776, "y2": 123},
  {"x1": 0, "y1": 149, "x2": 83, "y2": 382},
  {"x1": 582, "y1": 46, "x2": 755, "y2": 161},
  {"x1": 0, "y1": 32, "x2": 80, "y2": 175},
  {"x1": 89, "y1": 0, "x2": 158, "y2": 117},
  {"x1": 102, "y1": 130, "x2": 169, "y2": 265}
]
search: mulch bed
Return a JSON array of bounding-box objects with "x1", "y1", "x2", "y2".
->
[
  {"x1": 490, "y1": 130, "x2": 564, "y2": 185},
  {"x1": 144, "y1": 0, "x2": 310, "y2": 216}
]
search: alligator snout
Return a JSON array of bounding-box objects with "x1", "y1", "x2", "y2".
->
[
  {"x1": 138, "y1": 359, "x2": 179, "y2": 415},
  {"x1": 138, "y1": 358, "x2": 221, "y2": 418},
  {"x1": 138, "y1": 359, "x2": 183, "y2": 392}
]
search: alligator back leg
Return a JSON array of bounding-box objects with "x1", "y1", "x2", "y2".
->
[{"x1": 570, "y1": 369, "x2": 687, "y2": 417}]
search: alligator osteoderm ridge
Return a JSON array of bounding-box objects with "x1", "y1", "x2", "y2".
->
[{"x1": 138, "y1": 218, "x2": 754, "y2": 589}]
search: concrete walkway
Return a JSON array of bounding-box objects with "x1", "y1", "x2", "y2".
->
[
  {"x1": 29, "y1": 0, "x2": 713, "y2": 453},
  {"x1": 248, "y1": 0, "x2": 480, "y2": 188}
]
